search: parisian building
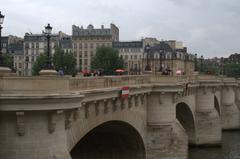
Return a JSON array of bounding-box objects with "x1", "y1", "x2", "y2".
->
[
  {"x1": 23, "y1": 31, "x2": 69, "y2": 76},
  {"x1": 143, "y1": 41, "x2": 195, "y2": 75},
  {"x1": 112, "y1": 41, "x2": 143, "y2": 75},
  {"x1": 1, "y1": 35, "x2": 23, "y2": 54},
  {"x1": 11, "y1": 40, "x2": 24, "y2": 76},
  {"x1": 59, "y1": 36, "x2": 72, "y2": 53},
  {"x1": 72, "y1": 24, "x2": 119, "y2": 71},
  {"x1": 142, "y1": 37, "x2": 160, "y2": 47}
]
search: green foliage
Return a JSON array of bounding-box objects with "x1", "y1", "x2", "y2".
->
[
  {"x1": 32, "y1": 48, "x2": 76, "y2": 76},
  {"x1": 32, "y1": 54, "x2": 47, "y2": 75},
  {"x1": 91, "y1": 47, "x2": 124, "y2": 75},
  {"x1": 2, "y1": 54, "x2": 13, "y2": 69},
  {"x1": 53, "y1": 48, "x2": 76, "y2": 76},
  {"x1": 202, "y1": 63, "x2": 220, "y2": 75},
  {"x1": 224, "y1": 63, "x2": 240, "y2": 78}
]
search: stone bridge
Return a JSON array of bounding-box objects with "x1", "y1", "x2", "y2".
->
[{"x1": 0, "y1": 75, "x2": 239, "y2": 159}]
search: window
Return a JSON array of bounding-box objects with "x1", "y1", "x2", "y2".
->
[
  {"x1": 84, "y1": 43, "x2": 88, "y2": 49},
  {"x1": 25, "y1": 43, "x2": 29, "y2": 49},
  {"x1": 84, "y1": 51, "x2": 88, "y2": 57},
  {"x1": 74, "y1": 43, "x2": 77, "y2": 49},
  {"x1": 73, "y1": 51, "x2": 77, "y2": 57},
  {"x1": 79, "y1": 43, "x2": 82, "y2": 49},
  {"x1": 90, "y1": 43, "x2": 94, "y2": 49},
  {"x1": 32, "y1": 56, "x2": 35, "y2": 62},
  {"x1": 36, "y1": 43, "x2": 39, "y2": 49},
  {"x1": 90, "y1": 51, "x2": 94, "y2": 57},
  {"x1": 84, "y1": 59, "x2": 88, "y2": 65}
]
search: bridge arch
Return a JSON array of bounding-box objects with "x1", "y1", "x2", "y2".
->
[
  {"x1": 176, "y1": 102, "x2": 196, "y2": 145},
  {"x1": 70, "y1": 120, "x2": 146, "y2": 159}
]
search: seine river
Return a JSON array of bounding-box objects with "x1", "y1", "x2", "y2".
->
[{"x1": 189, "y1": 131, "x2": 240, "y2": 159}]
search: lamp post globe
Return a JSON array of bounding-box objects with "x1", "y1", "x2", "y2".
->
[
  {"x1": 0, "y1": 11, "x2": 4, "y2": 25},
  {"x1": 45, "y1": 23, "x2": 52, "y2": 35}
]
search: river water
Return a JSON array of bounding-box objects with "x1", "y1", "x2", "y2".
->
[{"x1": 189, "y1": 131, "x2": 240, "y2": 159}]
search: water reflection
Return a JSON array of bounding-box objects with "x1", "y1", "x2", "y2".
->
[{"x1": 189, "y1": 131, "x2": 240, "y2": 159}]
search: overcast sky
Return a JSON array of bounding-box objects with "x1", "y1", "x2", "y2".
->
[{"x1": 1, "y1": 0, "x2": 240, "y2": 58}]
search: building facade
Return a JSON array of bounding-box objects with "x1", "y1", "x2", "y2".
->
[
  {"x1": 143, "y1": 41, "x2": 195, "y2": 75},
  {"x1": 13, "y1": 53, "x2": 24, "y2": 76},
  {"x1": 142, "y1": 37, "x2": 160, "y2": 48},
  {"x1": 113, "y1": 41, "x2": 143, "y2": 75},
  {"x1": 72, "y1": 24, "x2": 119, "y2": 71},
  {"x1": 11, "y1": 40, "x2": 24, "y2": 76},
  {"x1": 23, "y1": 31, "x2": 68, "y2": 76},
  {"x1": 1, "y1": 35, "x2": 23, "y2": 54},
  {"x1": 59, "y1": 36, "x2": 72, "y2": 53}
]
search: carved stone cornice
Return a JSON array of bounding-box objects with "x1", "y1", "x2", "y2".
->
[
  {"x1": 65, "y1": 110, "x2": 73, "y2": 130},
  {"x1": 0, "y1": 93, "x2": 84, "y2": 111},
  {"x1": 48, "y1": 110, "x2": 63, "y2": 134}
]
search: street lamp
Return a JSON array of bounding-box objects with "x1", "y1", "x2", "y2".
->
[
  {"x1": 194, "y1": 54, "x2": 198, "y2": 72},
  {"x1": 159, "y1": 50, "x2": 163, "y2": 72},
  {"x1": 200, "y1": 55, "x2": 204, "y2": 73},
  {"x1": 0, "y1": 11, "x2": 5, "y2": 66},
  {"x1": 44, "y1": 23, "x2": 53, "y2": 69},
  {"x1": 171, "y1": 51, "x2": 175, "y2": 76},
  {"x1": 145, "y1": 45, "x2": 151, "y2": 71}
]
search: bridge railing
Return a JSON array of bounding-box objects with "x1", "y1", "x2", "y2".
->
[
  {"x1": 149, "y1": 75, "x2": 198, "y2": 84},
  {"x1": 0, "y1": 74, "x2": 237, "y2": 93},
  {"x1": 68, "y1": 75, "x2": 151, "y2": 90}
]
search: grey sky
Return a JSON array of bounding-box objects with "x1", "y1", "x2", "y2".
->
[{"x1": 1, "y1": 0, "x2": 240, "y2": 58}]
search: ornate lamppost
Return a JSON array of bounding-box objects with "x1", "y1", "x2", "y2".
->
[
  {"x1": 0, "y1": 11, "x2": 11, "y2": 74},
  {"x1": 171, "y1": 51, "x2": 175, "y2": 76},
  {"x1": 200, "y1": 55, "x2": 204, "y2": 73},
  {"x1": 0, "y1": 11, "x2": 5, "y2": 66},
  {"x1": 159, "y1": 50, "x2": 163, "y2": 72},
  {"x1": 145, "y1": 44, "x2": 151, "y2": 71},
  {"x1": 44, "y1": 24, "x2": 53, "y2": 69},
  {"x1": 194, "y1": 54, "x2": 198, "y2": 72},
  {"x1": 39, "y1": 23, "x2": 57, "y2": 76}
]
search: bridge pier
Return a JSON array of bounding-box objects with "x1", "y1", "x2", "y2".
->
[
  {"x1": 195, "y1": 86, "x2": 222, "y2": 146},
  {"x1": 0, "y1": 111, "x2": 71, "y2": 159},
  {"x1": 147, "y1": 92, "x2": 188, "y2": 159},
  {"x1": 221, "y1": 86, "x2": 240, "y2": 130},
  {"x1": 0, "y1": 93, "x2": 83, "y2": 159}
]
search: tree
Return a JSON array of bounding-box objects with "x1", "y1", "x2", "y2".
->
[
  {"x1": 224, "y1": 63, "x2": 240, "y2": 78},
  {"x1": 32, "y1": 48, "x2": 76, "y2": 76},
  {"x1": 0, "y1": 54, "x2": 14, "y2": 69},
  {"x1": 32, "y1": 54, "x2": 47, "y2": 75},
  {"x1": 53, "y1": 48, "x2": 76, "y2": 75},
  {"x1": 91, "y1": 47, "x2": 124, "y2": 75}
]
